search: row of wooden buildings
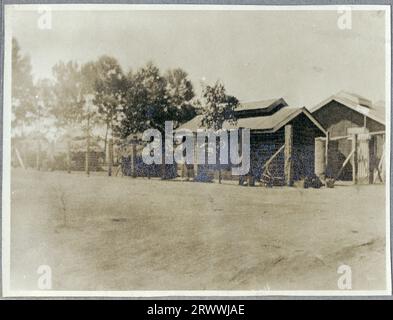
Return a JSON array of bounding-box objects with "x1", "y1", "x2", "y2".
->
[
  {"x1": 12, "y1": 90, "x2": 386, "y2": 186},
  {"x1": 177, "y1": 91, "x2": 386, "y2": 186}
]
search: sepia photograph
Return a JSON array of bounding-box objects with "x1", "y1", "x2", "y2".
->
[{"x1": 1, "y1": 4, "x2": 391, "y2": 297}]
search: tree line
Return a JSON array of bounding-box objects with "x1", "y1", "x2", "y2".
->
[{"x1": 11, "y1": 37, "x2": 239, "y2": 167}]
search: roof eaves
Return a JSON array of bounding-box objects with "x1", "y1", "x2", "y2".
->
[
  {"x1": 310, "y1": 96, "x2": 385, "y2": 126},
  {"x1": 271, "y1": 108, "x2": 304, "y2": 132},
  {"x1": 334, "y1": 96, "x2": 385, "y2": 125},
  {"x1": 301, "y1": 107, "x2": 328, "y2": 135},
  {"x1": 308, "y1": 95, "x2": 336, "y2": 114}
]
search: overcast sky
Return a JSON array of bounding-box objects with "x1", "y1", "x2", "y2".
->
[{"x1": 7, "y1": 6, "x2": 388, "y2": 108}]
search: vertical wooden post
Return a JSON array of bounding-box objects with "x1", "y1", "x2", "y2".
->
[
  {"x1": 193, "y1": 133, "x2": 198, "y2": 179},
  {"x1": 85, "y1": 105, "x2": 90, "y2": 177},
  {"x1": 325, "y1": 131, "x2": 329, "y2": 174},
  {"x1": 85, "y1": 137, "x2": 90, "y2": 176},
  {"x1": 369, "y1": 135, "x2": 376, "y2": 184},
  {"x1": 217, "y1": 139, "x2": 222, "y2": 184},
  {"x1": 314, "y1": 137, "x2": 326, "y2": 179},
  {"x1": 85, "y1": 128, "x2": 90, "y2": 177},
  {"x1": 238, "y1": 128, "x2": 243, "y2": 185},
  {"x1": 352, "y1": 133, "x2": 358, "y2": 184},
  {"x1": 161, "y1": 144, "x2": 166, "y2": 179},
  {"x1": 284, "y1": 124, "x2": 293, "y2": 186},
  {"x1": 67, "y1": 139, "x2": 71, "y2": 174},
  {"x1": 108, "y1": 138, "x2": 113, "y2": 176},
  {"x1": 21, "y1": 141, "x2": 28, "y2": 169},
  {"x1": 131, "y1": 138, "x2": 137, "y2": 178},
  {"x1": 248, "y1": 174, "x2": 255, "y2": 186},
  {"x1": 15, "y1": 147, "x2": 26, "y2": 170}
]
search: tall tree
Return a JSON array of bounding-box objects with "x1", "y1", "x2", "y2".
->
[
  {"x1": 121, "y1": 63, "x2": 197, "y2": 179},
  {"x1": 165, "y1": 68, "x2": 196, "y2": 127},
  {"x1": 200, "y1": 81, "x2": 239, "y2": 183},
  {"x1": 120, "y1": 62, "x2": 171, "y2": 138},
  {"x1": 120, "y1": 64, "x2": 199, "y2": 138},
  {"x1": 51, "y1": 61, "x2": 91, "y2": 174},
  {"x1": 200, "y1": 81, "x2": 238, "y2": 131},
  {"x1": 82, "y1": 56, "x2": 126, "y2": 176},
  {"x1": 34, "y1": 78, "x2": 56, "y2": 135},
  {"x1": 11, "y1": 38, "x2": 37, "y2": 134},
  {"x1": 83, "y1": 56, "x2": 126, "y2": 151},
  {"x1": 51, "y1": 61, "x2": 87, "y2": 129}
]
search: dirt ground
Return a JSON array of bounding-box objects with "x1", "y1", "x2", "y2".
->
[{"x1": 9, "y1": 169, "x2": 388, "y2": 292}]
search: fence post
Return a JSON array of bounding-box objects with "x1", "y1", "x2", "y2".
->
[
  {"x1": 352, "y1": 133, "x2": 358, "y2": 184},
  {"x1": 193, "y1": 133, "x2": 198, "y2": 179},
  {"x1": 131, "y1": 137, "x2": 137, "y2": 178},
  {"x1": 284, "y1": 124, "x2": 293, "y2": 186},
  {"x1": 67, "y1": 139, "x2": 71, "y2": 174},
  {"x1": 369, "y1": 135, "x2": 376, "y2": 184},
  {"x1": 108, "y1": 138, "x2": 113, "y2": 176},
  {"x1": 325, "y1": 131, "x2": 329, "y2": 173},
  {"x1": 85, "y1": 134, "x2": 90, "y2": 176}
]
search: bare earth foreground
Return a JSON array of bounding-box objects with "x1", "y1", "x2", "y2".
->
[{"x1": 10, "y1": 169, "x2": 387, "y2": 291}]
